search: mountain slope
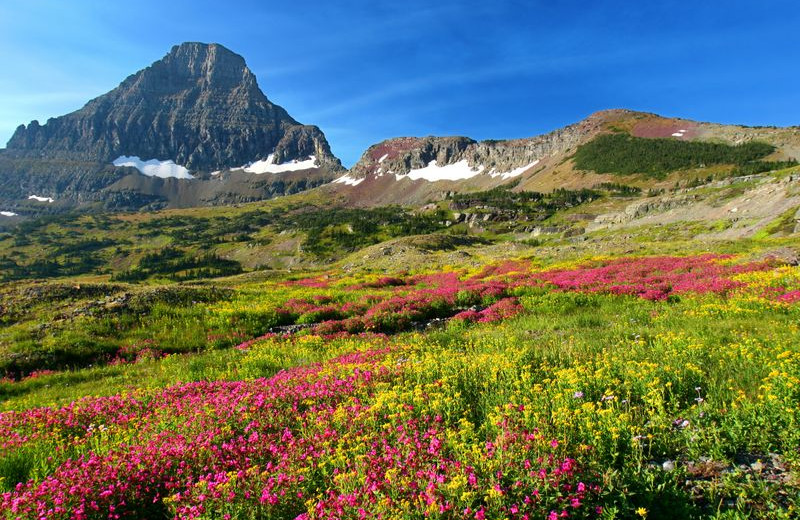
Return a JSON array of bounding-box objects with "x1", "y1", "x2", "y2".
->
[
  {"x1": 0, "y1": 42, "x2": 343, "y2": 212},
  {"x1": 329, "y1": 109, "x2": 800, "y2": 206}
]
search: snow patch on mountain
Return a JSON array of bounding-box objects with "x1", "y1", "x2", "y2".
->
[
  {"x1": 386, "y1": 159, "x2": 540, "y2": 183},
  {"x1": 333, "y1": 174, "x2": 364, "y2": 186},
  {"x1": 113, "y1": 156, "x2": 194, "y2": 179},
  {"x1": 28, "y1": 195, "x2": 54, "y2": 203},
  {"x1": 241, "y1": 155, "x2": 318, "y2": 174},
  {"x1": 403, "y1": 160, "x2": 485, "y2": 182},
  {"x1": 489, "y1": 160, "x2": 540, "y2": 180},
  {"x1": 1, "y1": 211, "x2": 18, "y2": 217}
]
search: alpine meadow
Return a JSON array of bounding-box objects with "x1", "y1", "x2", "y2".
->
[{"x1": 1, "y1": 3, "x2": 800, "y2": 519}]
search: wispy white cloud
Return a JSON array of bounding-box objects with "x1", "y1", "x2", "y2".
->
[{"x1": 297, "y1": 47, "x2": 625, "y2": 121}]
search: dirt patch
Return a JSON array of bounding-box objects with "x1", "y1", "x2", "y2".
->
[{"x1": 631, "y1": 117, "x2": 699, "y2": 139}]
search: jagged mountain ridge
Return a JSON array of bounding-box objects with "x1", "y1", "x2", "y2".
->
[
  {"x1": 0, "y1": 42, "x2": 342, "y2": 212},
  {"x1": 348, "y1": 115, "x2": 598, "y2": 180},
  {"x1": 6, "y1": 42, "x2": 341, "y2": 171},
  {"x1": 329, "y1": 109, "x2": 800, "y2": 206},
  {"x1": 329, "y1": 110, "x2": 627, "y2": 206},
  {"x1": 2, "y1": 38, "x2": 799, "y2": 219}
]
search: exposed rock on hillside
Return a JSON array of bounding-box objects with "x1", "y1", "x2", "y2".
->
[
  {"x1": 1, "y1": 42, "x2": 342, "y2": 211},
  {"x1": 330, "y1": 109, "x2": 800, "y2": 207},
  {"x1": 6, "y1": 42, "x2": 341, "y2": 172},
  {"x1": 347, "y1": 114, "x2": 604, "y2": 182}
]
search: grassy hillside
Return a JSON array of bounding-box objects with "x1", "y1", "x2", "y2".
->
[
  {"x1": 0, "y1": 183, "x2": 649, "y2": 283},
  {"x1": 1, "y1": 252, "x2": 799, "y2": 519},
  {"x1": 1, "y1": 132, "x2": 800, "y2": 519},
  {"x1": 0, "y1": 199, "x2": 452, "y2": 282}
]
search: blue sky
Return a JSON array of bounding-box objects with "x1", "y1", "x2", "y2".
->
[{"x1": 1, "y1": 1, "x2": 799, "y2": 166}]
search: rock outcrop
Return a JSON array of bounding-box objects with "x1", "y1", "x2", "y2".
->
[
  {"x1": 6, "y1": 42, "x2": 341, "y2": 171},
  {"x1": 348, "y1": 117, "x2": 598, "y2": 181},
  {"x1": 1, "y1": 42, "x2": 342, "y2": 212},
  {"x1": 329, "y1": 111, "x2": 618, "y2": 206},
  {"x1": 330, "y1": 109, "x2": 800, "y2": 207},
  {"x1": 347, "y1": 111, "x2": 635, "y2": 183}
]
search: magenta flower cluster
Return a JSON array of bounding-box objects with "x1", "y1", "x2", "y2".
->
[
  {"x1": 1, "y1": 345, "x2": 600, "y2": 519},
  {"x1": 527, "y1": 254, "x2": 773, "y2": 301},
  {"x1": 275, "y1": 255, "x2": 783, "y2": 337}
]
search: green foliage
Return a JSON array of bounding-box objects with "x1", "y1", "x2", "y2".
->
[
  {"x1": 111, "y1": 248, "x2": 242, "y2": 282},
  {"x1": 729, "y1": 160, "x2": 799, "y2": 178},
  {"x1": 139, "y1": 211, "x2": 277, "y2": 246},
  {"x1": 138, "y1": 206, "x2": 448, "y2": 259},
  {"x1": 593, "y1": 182, "x2": 643, "y2": 196},
  {"x1": 0, "y1": 285, "x2": 233, "y2": 379},
  {"x1": 0, "y1": 199, "x2": 457, "y2": 281},
  {"x1": 574, "y1": 133, "x2": 775, "y2": 177},
  {"x1": 752, "y1": 206, "x2": 800, "y2": 239},
  {"x1": 275, "y1": 206, "x2": 448, "y2": 257},
  {"x1": 51, "y1": 238, "x2": 117, "y2": 257},
  {"x1": 448, "y1": 183, "x2": 599, "y2": 223},
  {"x1": 0, "y1": 255, "x2": 105, "y2": 281}
]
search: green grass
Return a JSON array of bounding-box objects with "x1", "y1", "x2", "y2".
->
[
  {"x1": 1, "y1": 255, "x2": 799, "y2": 517},
  {"x1": 0, "y1": 284, "x2": 236, "y2": 379},
  {"x1": 753, "y1": 206, "x2": 800, "y2": 239},
  {"x1": 0, "y1": 198, "x2": 457, "y2": 281},
  {"x1": 0, "y1": 332, "x2": 371, "y2": 411},
  {"x1": 6, "y1": 285, "x2": 798, "y2": 516}
]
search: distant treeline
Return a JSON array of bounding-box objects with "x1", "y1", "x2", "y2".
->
[
  {"x1": 275, "y1": 206, "x2": 448, "y2": 257},
  {"x1": 448, "y1": 182, "x2": 600, "y2": 216},
  {"x1": 574, "y1": 133, "x2": 775, "y2": 177},
  {"x1": 120, "y1": 206, "x2": 451, "y2": 272},
  {"x1": 729, "y1": 160, "x2": 798, "y2": 177},
  {"x1": 591, "y1": 183, "x2": 642, "y2": 196},
  {"x1": 112, "y1": 248, "x2": 243, "y2": 282},
  {"x1": 0, "y1": 204, "x2": 457, "y2": 281},
  {"x1": 0, "y1": 254, "x2": 105, "y2": 281}
]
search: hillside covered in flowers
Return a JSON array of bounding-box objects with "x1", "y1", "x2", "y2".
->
[{"x1": 1, "y1": 254, "x2": 799, "y2": 519}]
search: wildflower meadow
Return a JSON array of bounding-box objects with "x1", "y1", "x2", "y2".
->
[{"x1": 1, "y1": 254, "x2": 799, "y2": 519}]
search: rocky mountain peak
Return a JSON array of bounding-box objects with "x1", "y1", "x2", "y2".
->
[
  {"x1": 5, "y1": 42, "x2": 342, "y2": 172},
  {"x1": 120, "y1": 42, "x2": 264, "y2": 98}
]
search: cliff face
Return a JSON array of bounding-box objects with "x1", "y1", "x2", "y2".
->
[
  {"x1": 1, "y1": 42, "x2": 343, "y2": 212},
  {"x1": 348, "y1": 112, "x2": 622, "y2": 181},
  {"x1": 8, "y1": 43, "x2": 340, "y2": 171},
  {"x1": 330, "y1": 109, "x2": 800, "y2": 206},
  {"x1": 329, "y1": 112, "x2": 609, "y2": 206},
  {"x1": 6, "y1": 42, "x2": 342, "y2": 172}
]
